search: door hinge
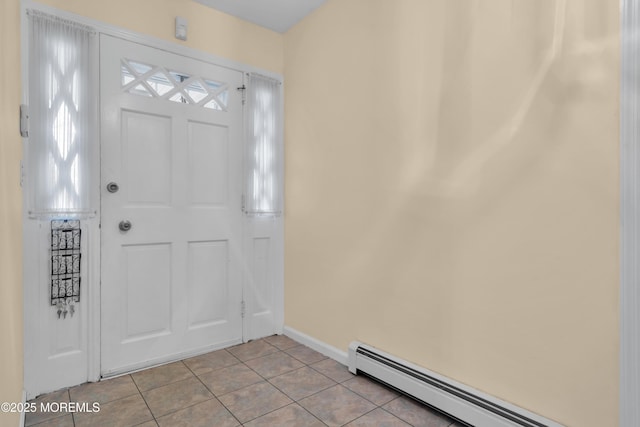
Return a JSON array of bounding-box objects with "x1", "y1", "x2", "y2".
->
[
  {"x1": 20, "y1": 104, "x2": 29, "y2": 137},
  {"x1": 241, "y1": 300, "x2": 246, "y2": 318},
  {"x1": 237, "y1": 84, "x2": 246, "y2": 105},
  {"x1": 241, "y1": 194, "x2": 245, "y2": 212}
]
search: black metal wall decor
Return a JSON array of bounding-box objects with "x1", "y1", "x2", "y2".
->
[{"x1": 51, "y1": 220, "x2": 81, "y2": 318}]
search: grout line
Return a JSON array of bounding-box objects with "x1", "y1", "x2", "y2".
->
[
  {"x1": 227, "y1": 342, "x2": 280, "y2": 363},
  {"x1": 306, "y1": 359, "x2": 355, "y2": 384},
  {"x1": 221, "y1": 348, "x2": 243, "y2": 365},
  {"x1": 256, "y1": 362, "x2": 333, "y2": 427},
  {"x1": 129, "y1": 360, "x2": 197, "y2": 393},
  {"x1": 187, "y1": 356, "x2": 244, "y2": 425},
  {"x1": 343, "y1": 406, "x2": 384, "y2": 426},
  {"x1": 140, "y1": 373, "x2": 221, "y2": 422},
  {"x1": 130, "y1": 373, "x2": 158, "y2": 425},
  {"x1": 297, "y1": 403, "x2": 330, "y2": 427},
  {"x1": 184, "y1": 355, "x2": 244, "y2": 427},
  {"x1": 283, "y1": 345, "x2": 329, "y2": 365},
  {"x1": 261, "y1": 348, "x2": 344, "y2": 402},
  {"x1": 235, "y1": 400, "x2": 293, "y2": 425},
  {"x1": 70, "y1": 386, "x2": 76, "y2": 427},
  {"x1": 66, "y1": 389, "x2": 76, "y2": 427},
  {"x1": 211, "y1": 347, "x2": 327, "y2": 425},
  {"x1": 26, "y1": 390, "x2": 71, "y2": 427},
  {"x1": 378, "y1": 406, "x2": 415, "y2": 427},
  {"x1": 341, "y1": 377, "x2": 400, "y2": 408},
  {"x1": 266, "y1": 367, "x2": 336, "y2": 403}
]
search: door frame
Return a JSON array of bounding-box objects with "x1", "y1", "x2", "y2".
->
[
  {"x1": 22, "y1": 0, "x2": 283, "y2": 392},
  {"x1": 621, "y1": 1, "x2": 640, "y2": 425}
]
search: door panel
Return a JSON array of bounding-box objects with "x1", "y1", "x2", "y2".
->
[
  {"x1": 100, "y1": 35, "x2": 244, "y2": 375},
  {"x1": 122, "y1": 111, "x2": 172, "y2": 205},
  {"x1": 122, "y1": 243, "x2": 172, "y2": 341},
  {"x1": 187, "y1": 240, "x2": 229, "y2": 328},
  {"x1": 252, "y1": 237, "x2": 271, "y2": 315},
  {"x1": 187, "y1": 121, "x2": 228, "y2": 205}
]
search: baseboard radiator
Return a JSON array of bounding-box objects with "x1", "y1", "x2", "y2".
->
[{"x1": 348, "y1": 342, "x2": 564, "y2": 427}]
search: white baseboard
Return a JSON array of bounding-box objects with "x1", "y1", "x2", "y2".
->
[{"x1": 283, "y1": 326, "x2": 348, "y2": 365}]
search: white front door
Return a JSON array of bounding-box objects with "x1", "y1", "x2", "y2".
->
[{"x1": 100, "y1": 35, "x2": 244, "y2": 376}]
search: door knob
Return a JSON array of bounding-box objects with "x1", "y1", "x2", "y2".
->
[
  {"x1": 119, "y1": 220, "x2": 132, "y2": 232},
  {"x1": 106, "y1": 182, "x2": 119, "y2": 193}
]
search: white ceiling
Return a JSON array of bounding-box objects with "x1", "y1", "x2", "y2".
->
[{"x1": 193, "y1": 0, "x2": 327, "y2": 33}]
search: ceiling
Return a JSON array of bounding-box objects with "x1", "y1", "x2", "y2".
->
[{"x1": 193, "y1": 0, "x2": 327, "y2": 33}]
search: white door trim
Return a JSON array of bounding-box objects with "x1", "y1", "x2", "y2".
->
[
  {"x1": 621, "y1": 1, "x2": 639, "y2": 425},
  {"x1": 21, "y1": 0, "x2": 284, "y2": 395}
]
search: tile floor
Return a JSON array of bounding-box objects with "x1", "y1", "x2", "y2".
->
[{"x1": 26, "y1": 336, "x2": 464, "y2": 427}]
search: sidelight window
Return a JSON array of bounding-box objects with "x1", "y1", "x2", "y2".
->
[
  {"x1": 26, "y1": 10, "x2": 96, "y2": 218},
  {"x1": 244, "y1": 74, "x2": 283, "y2": 215}
]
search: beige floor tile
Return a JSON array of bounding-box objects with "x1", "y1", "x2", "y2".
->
[
  {"x1": 263, "y1": 335, "x2": 300, "y2": 350},
  {"x1": 343, "y1": 375, "x2": 399, "y2": 406},
  {"x1": 298, "y1": 384, "x2": 377, "y2": 427},
  {"x1": 29, "y1": 414, "x2": 74, "y2": 427},
  {"x1": 132, "y1": 361, "x2": 193, "y2": 391},
  {"x1": 69, "y1": 375, "x2": 139, "y2": 405},
  {"x1": 73, "y1": 394, "x2": 153, "y2": 427},
  {"x1": 156, "y1": 398, "x2": 239, "y2": 427},
  {"x1": 243, "y1": 403, "x2": 325, "y2": 427},
  {"x1": 285, "y1": 345, "x2": 328, "y2": 365},
  {"x1": 345, "y1": 408, "x2": 412, "y2": 426},
  {"x1": 218, "y1": 381, "x2": 293, "y2": 423},
  {"x1": 26, "y1": 389, "x2": 70, "y2": 427},
  {"x1": 183, "y1": 350, "x2": 239, "y2": 375},
  {"x1": 28, "y1": 346, "x2": 462, "y2": 427},
  {"x1": 310, "y1": 358, "x2": 354, "y2": 383},
  {"x1": 142, "y1": 377, "x2": 213, "y2": 418},
  {"x1": 245, "y1": 351, "x2": 305, "y2": 379},
  {"x1": 198, "y1": 363, "x2": 263, "y2": 396},
  {"x1": 269, "y1": 366, "x2": 335, "y2": 401},
  {"x1": 227, "y1": 340, "x2": 279, "y2": 362},
  {"x1": 383, "y1": 396, "x2": 453, "y2": 427}
]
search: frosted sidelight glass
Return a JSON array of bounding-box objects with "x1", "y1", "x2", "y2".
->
[
  {"x1": 245, "y1": 73, "x2": 283, "y2": 215},
  {"x1": 27, "y1": 10, "x2": 96, "y2": 217}
]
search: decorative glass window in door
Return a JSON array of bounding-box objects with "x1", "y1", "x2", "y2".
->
[{"x1": 121, "y1": 59, "x2": 229, "y2": 111}]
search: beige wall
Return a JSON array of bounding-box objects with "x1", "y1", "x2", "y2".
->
[
  {"x1": 284, "y1": 1, "x2": 619, "y2": 426},
  {"x1": 37, "y1": 0, "x2": 284, "y2": 74},
  {"x1": 0, "y1": 0, "x2": 24, "y2": 425}
]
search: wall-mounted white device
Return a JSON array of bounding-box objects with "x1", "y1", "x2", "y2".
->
[{"x1": 175, "y1": 16, "x2": 188, "y2": 41}]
